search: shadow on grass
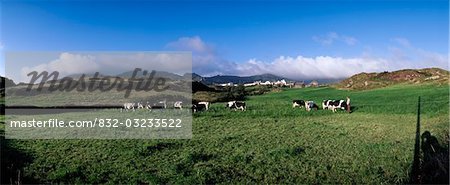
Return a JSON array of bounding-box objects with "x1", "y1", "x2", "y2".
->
[
  {"x1": 410, "y1": 130, "x2": 449, "y2": 184},
  {"x1": 420, "y1": 131, "x2": 449, "y2": 184}
]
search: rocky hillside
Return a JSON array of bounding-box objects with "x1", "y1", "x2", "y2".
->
[{"x1": 335, "y1": 68, "x2": 449, "y2": 90}]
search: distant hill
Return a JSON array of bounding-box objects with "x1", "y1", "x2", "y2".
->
[
  {"x1": 200, "y1": 73, "x2": 294, "y2": 85},
  {"x1": 1, "y1": 76, "x2": 16, "y2": 88},
  {"x1": 0, "y1": 76, "x2": 16, "y2": 97},
  {"x1": 116, "y1": 70, "x2": 184, "y2": 80},
  {"x1": 67, "y1": 70, "x2": 298, "y2": 85},
  {"x1": 334, "y1": 68, "x2": 449, "y2": 90},
  {"x1": 66, "y1": 73, "x2": 107, "y2": 78},
  {"x1": 189, "y1": 73, "x2": 204, "y2": 82}
]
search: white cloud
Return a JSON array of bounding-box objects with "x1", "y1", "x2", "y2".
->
[
  {"x1": 313, "y1": 32, "x2": 358, "y2": 46},
  {"x1": 218, "y1": 51, "x2": 447, "y2": 80},
  {"x1": 96, "y1": 52, "x2": 191, "y2": 74},
  {"x1": 232, "y1": 56, "x2": 389, "y2": 80},
  {"x1": 392, "y1": 37, "x2": 412, "y2": 48},
  {"x1": 21, "y1": 53, "x2": 99, "y2": 81},
  {"x1": 165, "y1": 36, "x2": 224, "y2": 75},
  {"x1": 415, "y1": 49, "x2": 448, "y2": 69},
  {"x1": 342, "y1": 36, "x2": 358, "y2": 45},
  {"x1": 17, "y1": 52, "x2": 192, "y2": 83},
  {"x1": 387, "y1": 37, "x2": 448, "y2": 70},
  {"x1": 165, "y1": 37, "x2": 384, "y2": 79},
  {"x1": 16, "y1": 36, "x2": 446, "y2": 82},
  {"x1": 166, "y1": 36, "x2": 214, "y2": 53},
  {"x1": 162, "y1": 36, "x2": 447, "y2": 80},
  {"x1": 312, "y1": 32, "x2": 337, "y2": 45}
]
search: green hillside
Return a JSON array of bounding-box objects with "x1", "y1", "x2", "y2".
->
[{"x1": 2, "y1": 84, "x2": 449, "y2": 184}]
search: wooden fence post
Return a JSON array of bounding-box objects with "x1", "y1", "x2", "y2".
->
[{"x1": 411, "y1": 96, "x2": 421, "y2": 183}]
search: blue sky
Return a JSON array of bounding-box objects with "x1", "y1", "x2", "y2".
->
[{"x1": 1, "y1": 0, "x2": 448, "y2": 80}]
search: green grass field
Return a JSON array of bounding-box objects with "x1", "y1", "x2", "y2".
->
[{"x1": 1, "y1": 84, "x2": 449, "y2": 184}]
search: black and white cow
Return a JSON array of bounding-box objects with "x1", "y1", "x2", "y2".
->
[
  {"x1": 146, "y1": 100, "x2": 167, "y2": 110},
  {"x1": 192, "y1": 103, "x2": 207, "y2": 112},
  {"x1": 145, "y1": 101, "x2": 152, "y2": 110},
  {"x1": 330, "y1": 100, "x2": 348, "y2": 112},
  {"x1": 322, "y1": 100, "x2": 335, "y2": 110},
  {"x1": 226, "y1": 101, "x2": 235, "y2": 109},
  {"x1": 305, "y1": 101, "x2": 319, "y2": 111},
  {"x1": 174, "y1": 101, "x2": 183, "y2": 109},
  {"x1": 122, "y1": 102, "x2": 135, "y2": 112},
  {"x1": 198, "y1": 102, "x2": 210, "y2": 110},
  {"x1": 226, "y1": 101, "x2": 246, "y2": 111},
  {"x1": 292, "y1": 100, "x2": 305, "y2": 108},
  {"x1": 137, "y1": 102, "x2": 144, "y2": 109}
]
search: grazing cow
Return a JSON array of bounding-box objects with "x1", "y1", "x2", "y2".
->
[
  {"x1": 322, "y1": 100, "x2": 335, "y2": 110},
  {"x1": 145, "y1": 101, "x2": 152, "y2": 110},
  {"x1": 174, "y1": 101, "x2": 183, "y2": 109},
  {"x1": 226, "y1": 101, "x2": 246, "y2": 111},
  {"x1": 198, "y1": 101, "x2": 210, "y2": 110},
  {"x1": 234, "y1": 101, "x2": 246, "y2": 111},
  {"x1": 122, "y1": 102, "x2": 135, "y2": 112},
  {"x1": 137, "y1": 102, "x2": 144, "y2": 109},
  {"x1": 292, "y1": 100, "x2": 305, "y2": 108},
  {"x1": 330, "y1": 100, "x2": 348, "y2": 112},
  {"x1": 146, "y1": 100, "x2": 167, "y2": 110},
  {"x1": 226, "y1": 101, "x2": 235, "y2": 108},
  {"x1": 159, "y1": 100, "x2": 167, "y2": 109},
  {"x1": 305, "y1": 101, "x2": 319, "y2": 111},
  {"x1": 156, "y1": 100, "x2": 168, "y2": 109},
  {"x1": 191, "y1": 103, "x2": 207, "y2": 112}
]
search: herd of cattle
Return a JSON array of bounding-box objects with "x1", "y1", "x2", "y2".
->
[
  {"x1": 121, "y1": 97, "x2": 350, "y2": 113},
  {"x1": 292, "y1": 98, "x2": 350, "y2": 112},
  {"x1": 121, "y1": 100, "x2": 245, "y2": 112}
]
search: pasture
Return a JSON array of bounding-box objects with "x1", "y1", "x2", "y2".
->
[{"x1": 1, "y1": 83, "x2": 449, "y2": 184}]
